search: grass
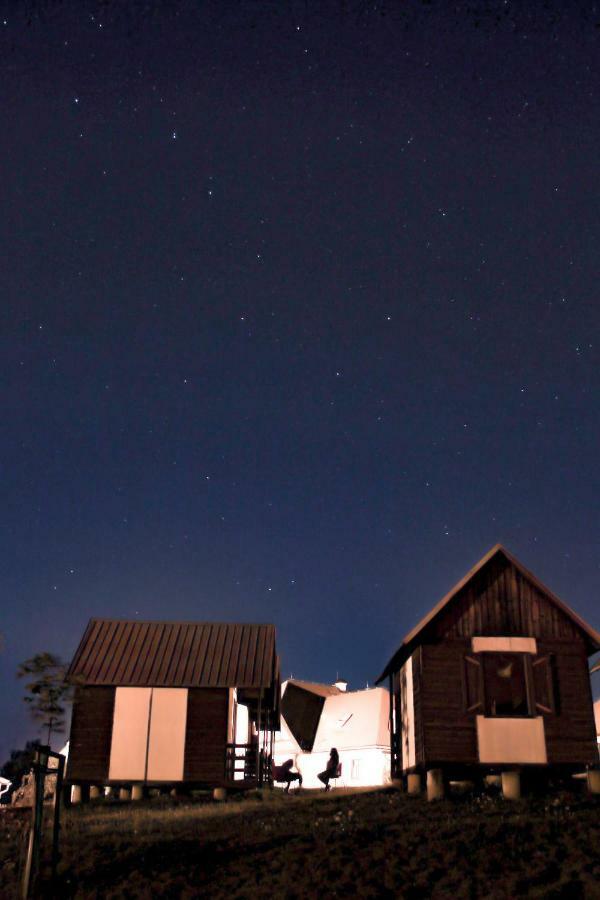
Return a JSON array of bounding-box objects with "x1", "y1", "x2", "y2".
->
[{"x1": 2, "y1": 785, "x2": 599, "y2": 898}]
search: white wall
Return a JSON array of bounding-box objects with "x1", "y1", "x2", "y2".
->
[
  {"x1": 274, "y1": 685, "x2": 391, "y2": 789},
  {"x1": 399, "y1": 656, "x2": 416, "y2": 772}
]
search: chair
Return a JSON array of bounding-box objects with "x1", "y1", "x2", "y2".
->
[
  {"x1": 330, "y1": 762, "x2": 344, "y2": 789},
  {"x1": 271, "y1": 760, "x2": 302, "y2": 792}
]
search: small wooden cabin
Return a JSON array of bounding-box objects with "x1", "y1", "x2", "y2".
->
[
  {"x1": 376, "y1": 545, "x2": 600, "y2": 797},
  {"x1": 66, "y1": 619, "x2": 280, "y2": 797}
]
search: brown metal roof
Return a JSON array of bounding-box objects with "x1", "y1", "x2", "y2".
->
[
  {"x1": 68, "y1": 619, "x2": 277, "y2": 689},
  {"x1": 376, "y1": 544, "x2": 600, "y2": 684},
  {"x1": 285, "y1": 679, "x2": 342, "y2": 698}
]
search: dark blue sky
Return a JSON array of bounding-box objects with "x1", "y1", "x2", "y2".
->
[{"x1": 1, "y1": 1, "x2": 599, "y2": 761}]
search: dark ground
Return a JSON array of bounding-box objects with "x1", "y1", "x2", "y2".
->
[{"x1": 2, "y1": 786, "x2": 600, "y2": 898}]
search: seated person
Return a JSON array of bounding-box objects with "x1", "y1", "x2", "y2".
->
[
  {"x1": 318, "y1": 747, "x2": 339, "y2": 791},
  {"x1": 272, "y1": 758, "x2": 303, "y2": 792}
]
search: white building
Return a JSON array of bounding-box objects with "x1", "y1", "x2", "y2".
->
[{"x1": 273, "y1": 679, "x2": 391, "y2": 789}]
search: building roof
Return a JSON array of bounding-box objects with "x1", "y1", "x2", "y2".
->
[
  {"x1": 376, "y1": 544, "x2": 600, "y2": 684},
  {"x1": 68, "y1": 619, "x2": 278, "y2": 689},
  {"x1": 284, "y1": 679, "x2": 342, "y2": 698}
]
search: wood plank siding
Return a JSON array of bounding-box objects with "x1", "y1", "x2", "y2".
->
[
  {"x1": 536, "y1": 640, "x2": 598, "y2": 766},
  {"x1": 67, "y1": 686, "x2": 115, "y2": 782},
  {"x1": 183, "y1": 688, "x2": 229, "y2": 785},
  {"x1": 431, "y1": 556, "x2": 584, "y2": 642},
  {"x1": 420, "y1": 640, "x2": 478, "y2": 766}
]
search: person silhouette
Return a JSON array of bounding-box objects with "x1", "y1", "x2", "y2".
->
[{"x1": 317, "y1": 747, "x2": 339, "y2": 791}]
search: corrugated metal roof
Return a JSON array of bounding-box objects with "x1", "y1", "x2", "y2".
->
[{"x1": 68, "y1": 619, "x2": 277, "y2": 689}]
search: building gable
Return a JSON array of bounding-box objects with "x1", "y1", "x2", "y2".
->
[{"x1": 377, "y1": 545, "x2": 600, "y2": 683}]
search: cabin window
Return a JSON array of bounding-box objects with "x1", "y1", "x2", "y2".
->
[{"x1": 482, "y1": 653, "x2": 530, "y2": 717}]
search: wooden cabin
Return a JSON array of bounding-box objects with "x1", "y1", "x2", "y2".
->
[
  {"x1": 376, "y1": 545, "x2": 600, "y2": 799},
  {"x1": 66, "y1": 619, "x2": 280, "y2": 799}
]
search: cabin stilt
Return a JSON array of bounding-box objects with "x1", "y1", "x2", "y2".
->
[
  {"x1": 407, "y1": 773, "x2": 421, "y2": 794},
  {"x1": 501, "y1": 771, "x2": 521, "y2": 799},
  {"x1": 587, "y1": 770, "x2": 600, "y2": 795},
  {"x1": 426, "y1": 768, "x2": 445, "y2": 801}
]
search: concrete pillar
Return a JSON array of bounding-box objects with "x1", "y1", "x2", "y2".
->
[
  {"x1": 119, "y1": 786, "x2": 131, "y2": 801},
  {"x1": 426, "y1": 768, "x2": 445, "y2": 801},
  {"x1": 213, "y1": 787, "x2": 227, "y2": 802},
  {"x1": 407, "y1": 773, "x2": 422, "y2": 794},
  {"x1": 70, "y1": 784, "x2": 82, "y2": 804},
  {"x1": 131, "y1": 785, "x2": 144, "y2": 801},
  {"x1": 89, "y1": 785, "x2": 101, "y2": 800},
  {"x1": 587, "y1": 770, "x2": 600, "y2": 795},
  {"x1": 501, "y1": 771, "x2": 521, "y2": 800},
  {"x1": 485, "y1": 774, "x2": 501, "y2": 788}
]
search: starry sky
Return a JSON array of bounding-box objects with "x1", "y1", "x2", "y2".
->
[{"x1": 1, "y1": 1, "x2": 599, "y2": 761}]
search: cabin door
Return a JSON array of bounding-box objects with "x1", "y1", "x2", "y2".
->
[{"x1": 108, "y1": 687, "x2": 188, "y2": 781}]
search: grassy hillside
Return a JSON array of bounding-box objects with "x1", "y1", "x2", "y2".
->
[{"x1": 2, "y1": 786, "x2": 599, "y2": 898}]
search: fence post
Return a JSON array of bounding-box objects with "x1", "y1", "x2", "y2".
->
[
  {"x1": 51, "y1": 754, "x2": 65, "y2": 883},
  {"x1": 21, "y1": 747, "x2": 48, "y2": 899}
]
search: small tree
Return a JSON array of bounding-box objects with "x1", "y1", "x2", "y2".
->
[{"x1": 17, "y1": 653, "x2": 71, "y2": 746}]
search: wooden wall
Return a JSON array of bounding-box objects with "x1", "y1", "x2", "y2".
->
[
  {"x1": 537, "y1": 639, "x2": 598, "y2": 766},
  {"x1": 432, "y1": 556, "x2": 585, "y2": 643},
  {"x1": 413, "y1": 638, "x2": 598, "y2": 768},
  {"x1": 183, "y1": 687, "x2": 229, "y2": 784},
  {"x1": 67, "y1": 686, "x2": 115, "y2": 782},
  {"x1": 420, "y1": 640, "x2": 478, "y2": 767}
]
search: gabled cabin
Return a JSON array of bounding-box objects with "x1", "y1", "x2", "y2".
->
[
  {"x1": 66, "y1": 619, "x2": 280, "y2": 798},
  {"x1": 376, "y1": 545, "x2": 600, "y2": 798},
  {"x1": 275, "y1": 679, "x2": 391, "y2": 788}
]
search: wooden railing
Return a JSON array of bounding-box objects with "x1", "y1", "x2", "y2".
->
[{"x1": 225, "y1": 744, "x2": 271, "y2": 785}]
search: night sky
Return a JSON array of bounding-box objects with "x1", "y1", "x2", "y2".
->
[{"x1": 2, "y1": 1, "x2": 599, "y2": 762}]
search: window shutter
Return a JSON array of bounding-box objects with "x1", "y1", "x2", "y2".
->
[
  {"x1": 463, "y1": 655, "x2": 484, "y2": 713},
  {"x1": 531, "y1": 655, "x2": 555, "y2": 714}
]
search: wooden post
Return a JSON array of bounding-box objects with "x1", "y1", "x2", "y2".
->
[
  {"x1": 388, "y1": 674, "x2": 396, "y2": 779},
  {"x1": 21, "y1": 748, "x2": 47, "y2": 898},
  {"x1": 426, "y1": 768, "x2": 445, "y2": 801},
  {"x1": 51, "y1": 753, "x2": 65, "y2": 885},
  {"x1": 501, "y1": 771, "x2": 521, "y2": 799},
  {"x1": 587, "y1": 769, "x2": 600, "y2": 795},
  {"x1": 407, "y1": 772, "x2": 421, "y2": 794},
  {"x1": 256, "y1": 689, "x2": 262, "y2": 786}
]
